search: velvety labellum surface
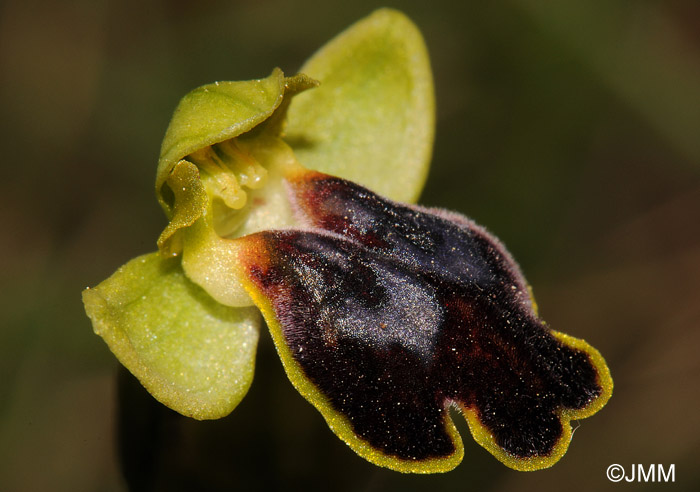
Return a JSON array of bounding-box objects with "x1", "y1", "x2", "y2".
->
[{"x1": 236, "y1": 170, "x2": 613, "y2": 473}]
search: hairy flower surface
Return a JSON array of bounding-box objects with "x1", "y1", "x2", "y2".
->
[{"x1": 83, "y1": 9, "x2": 612, "y2": 473}]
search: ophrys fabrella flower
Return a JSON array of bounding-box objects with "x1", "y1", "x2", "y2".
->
[{"x1": 83, "y1": 9, "x2": 612, "y2": 474}]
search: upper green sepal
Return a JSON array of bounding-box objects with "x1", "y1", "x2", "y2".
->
[
  {"x1": 156, "y1": 68, "x2": 286, "y2": 216},
  {"x1": 82, "y1": 252, "x2": 260, "y2": 419},
  {"x1": 285, "y1": 8, "x2": 435, "y2": 203}
]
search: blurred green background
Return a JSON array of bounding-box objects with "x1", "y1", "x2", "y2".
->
[{"x1": 1, "y1": 0, "x2": 699, "y2": 490}]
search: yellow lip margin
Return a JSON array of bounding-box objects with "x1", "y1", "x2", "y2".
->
[
  {"x1": 460, "y1": 329, "x2": 613, "y2": 471},
  {"x1": 233, "y1": 235, "x2": 464, "y2": 473},
  {"x1": 233, "y1": 235, "x2": 612, "y2": 473}
]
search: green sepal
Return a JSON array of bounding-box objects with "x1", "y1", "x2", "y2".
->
[
  {"x1": 285, "y1": 8, "x2": 435, "y2": 203},
  {"x1": 156, "y1": 68, "x2": 286, "y2": 216},
  {"x1": 82, "y1": 253, "x2": 260, "y2": 419}
]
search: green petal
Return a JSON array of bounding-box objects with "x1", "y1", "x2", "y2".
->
[
  {"x1": 284, "y1": 8, "x2": 435, "y2": 203},
  {"x1": 156, "y1": 68, "x2": 286, "y2": 215},
  {"x1": 157, "y1": 159, "x2": 208, "y2": 257},
  {"x1": 82, "y1": 253, "x2": 260, "y2": 419}
]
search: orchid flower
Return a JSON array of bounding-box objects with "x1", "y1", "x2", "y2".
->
[{"x1": 83, "y1": 9, "x2": 612, "y2": 474}]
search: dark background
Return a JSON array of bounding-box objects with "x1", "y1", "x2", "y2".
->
[{"x1": 1, "y1": 0, "x2": 699, "y2": 490}]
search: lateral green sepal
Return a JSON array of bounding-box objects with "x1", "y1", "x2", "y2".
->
[
  {"x1": 82, "y1": 252, "x2": 260, "y2": 419},
  {"x1": 285, "y1": 8, "x2": 435, "y2": 203}
]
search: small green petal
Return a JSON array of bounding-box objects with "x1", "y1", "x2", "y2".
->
[
  {"x1": 82, "y1": 253, "x2": 260, "y2": 420},
  {"x1": 284, "y1": 8, "x2": 435, "y2": 203},
  {"x1": 157, "y1": 160, "x2": 208, "y2": 256},
  {"x1": 156, "y1": 68, "x2": 286, "y2": 215}
]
